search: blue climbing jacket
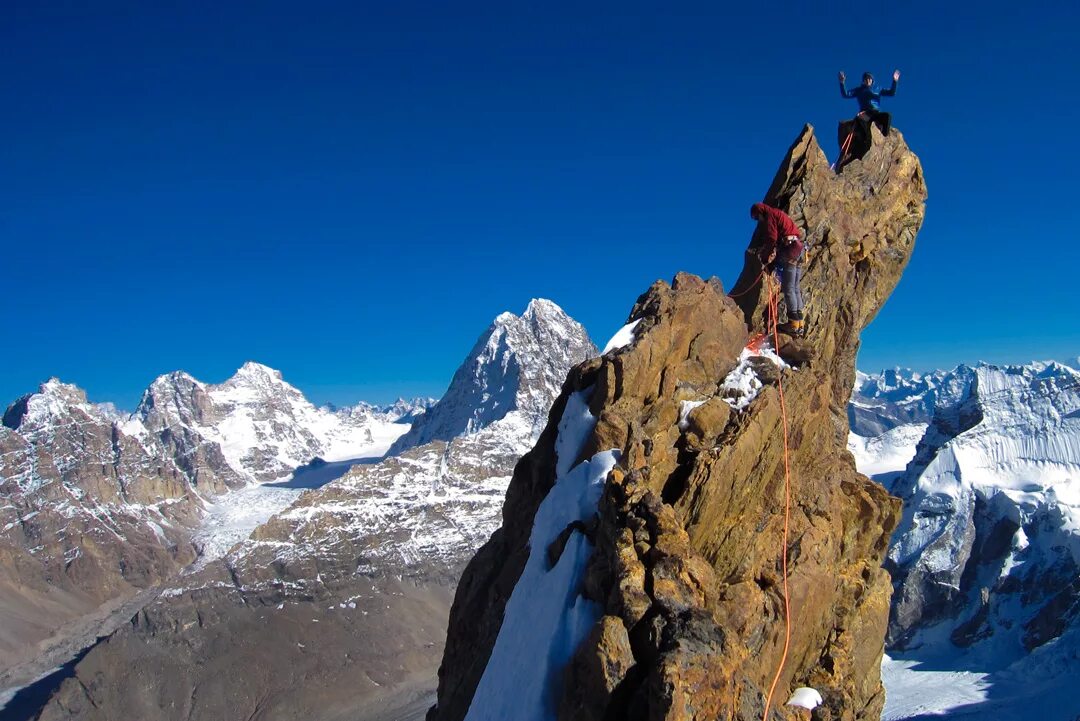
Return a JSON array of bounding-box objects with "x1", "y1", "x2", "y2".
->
[{"x1": 840, "y1": 78, "x2": 897, "y2": 112}]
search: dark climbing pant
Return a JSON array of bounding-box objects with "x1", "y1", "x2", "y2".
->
[
  {"x1": 777, "y1": 260, "x2": 804, "y2": 316},
  {"x1": 859, "y1": 109, "x2": 892, "y2": 136}
]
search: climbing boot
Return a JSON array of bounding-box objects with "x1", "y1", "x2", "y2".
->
[{"x1": 777, "y1": 312, "x2": 806, "y2": 338}]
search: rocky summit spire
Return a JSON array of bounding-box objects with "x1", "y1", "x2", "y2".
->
[
  {"x1": 428, "y1": 125, "x2": 926, "y2": 721},
  {"x1": 389, "y1": 298, "x2": 597, "y2": 454}
]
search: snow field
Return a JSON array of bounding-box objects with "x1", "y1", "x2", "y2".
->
[
  {"x1": 881, "y1": 656, "x2": 989, "y2": 720},
  {"x1": 847, "y1": 423, "x2": 927, "y2": 482}
]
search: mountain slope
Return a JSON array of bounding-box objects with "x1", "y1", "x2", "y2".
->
[
  {"x1": 847, "y1": 361, "x2": 1080, "y2": 720},
  {"x1": 886, "y1": 363, "x2": 1080, "y2": 660},
  {"x1": 0, "y1": 380, "x2": 201, "y2": 674}
]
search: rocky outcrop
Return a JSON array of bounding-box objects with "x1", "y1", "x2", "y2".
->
[{"x1": 429, "y1": 124, "x2": 925, "y2": 721}]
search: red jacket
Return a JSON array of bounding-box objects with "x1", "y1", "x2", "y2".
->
[{"x1": 752, "y1": 202, "x2": 804, "y2": 263}]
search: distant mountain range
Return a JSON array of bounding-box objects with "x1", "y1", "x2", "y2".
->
[
  {"x1": 9, "y1": 299, "x2": 597, "y2": 721},
  {"x1": 850, "y1": 361, "x2": 1080, "y2": 720},
  {"x1": 0, "y1": 363, "x2": 424, "y2": 680}
]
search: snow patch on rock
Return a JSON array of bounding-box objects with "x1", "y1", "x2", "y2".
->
[
  {"x1": 602, "y1": 319, "x2": 641, "y2": 354},
  {"x1": 464, "y1": 389, "x2": 615, "y2": 721}
]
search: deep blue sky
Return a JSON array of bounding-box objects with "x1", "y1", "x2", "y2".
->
[{"x1": 3, "y1": 1, "x2": 1078, "y2": 409}]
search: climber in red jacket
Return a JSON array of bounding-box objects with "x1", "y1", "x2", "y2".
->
[{"x1": 750, "y1": 202, "x2": 805, "y2": 336}]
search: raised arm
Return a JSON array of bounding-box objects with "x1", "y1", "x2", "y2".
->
[
  {"x1": 881, "y1": 69, "x2": 900, "y2": 97},
  {"x1": 838, "y1": 71, "x2": 854, "y2": 98}
]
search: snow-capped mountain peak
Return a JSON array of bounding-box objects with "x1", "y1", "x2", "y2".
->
[
  {"x1": 521, "y1": 297, "x2": 563, "y2": 320},
  {"x1": 2, "y1": 378, "x2": 100, "y2": 433},
  {"x1": 136, "y1": 362, "x2": 414, "y2": 483},
  {"x1": 226, "y1": 361, "x2": 291, "y2": 390},
  {"x1": 377, "y1": 397, "x2": 437, "y2": 423},
  {"x1": 389, "y1": 299, "x2": 597, "y2": 454},
  {"x1": 235, "y1": 360, "x2": 282, "y2": 379},
  {"x1": 849, "y1": 365, "x2": 974, "y2": 437}
]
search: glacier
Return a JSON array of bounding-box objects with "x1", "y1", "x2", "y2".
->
[{"x1": 853, "y1": 361, "x2": 1080, "y2": 721}]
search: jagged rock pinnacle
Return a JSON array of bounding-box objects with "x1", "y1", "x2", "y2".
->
[{"x1": 428, "y1": 125, "x2": 926, "y2": 721}]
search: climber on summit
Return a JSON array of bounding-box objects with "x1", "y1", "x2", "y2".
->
[
  {"x1": 750, "y1": 202, "x2": 805, "y2": 337},
  {"x1": 839, "y1": 69, "x2": 900, "y2": 136}
]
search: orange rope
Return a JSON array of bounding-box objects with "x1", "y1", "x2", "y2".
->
[
  {"x1": 832, "y1": 128, "x2": 855, "y2": 171},
  {"x1": 728, "y1": 268, "x2": 765, "y2": 299},
  {"x1": 761, "y1": 275, "x2": 794, "y2": 721},
  {"x1": 833, "y1": 110, "x2": 868, "y2": 170}
]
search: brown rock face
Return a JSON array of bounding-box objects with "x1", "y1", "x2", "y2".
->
[{"x1": 429, "y1": 125, "x2": 925, "y2": 721}]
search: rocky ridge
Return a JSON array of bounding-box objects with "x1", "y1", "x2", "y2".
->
[
  {"x1": 34, "y1": 302, "x2": 598, "y2": 721},
  {"x1": 430, "y1": 123, "x2": 926, "y2": 721}
]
